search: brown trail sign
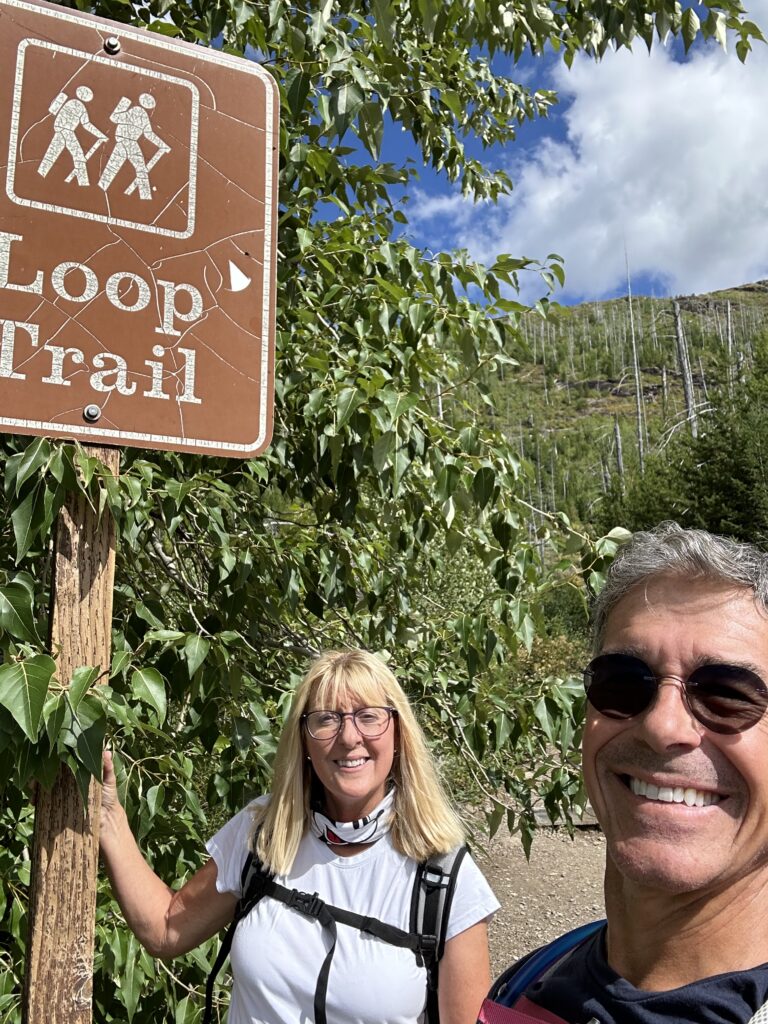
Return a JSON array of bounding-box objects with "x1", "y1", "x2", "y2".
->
[
  {"x1": 0, "y1": 0, "x2": 279, "y2": 1019},
  {"x1": 1, "y1": 0, "x2": 278, "y2": 458}
]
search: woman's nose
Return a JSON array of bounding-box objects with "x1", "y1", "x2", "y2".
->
[{"x1": 337, "y1": 714, "x2": 363, "y2": 742}]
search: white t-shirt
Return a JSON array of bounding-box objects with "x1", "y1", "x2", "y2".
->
[{"x1": 206, "y1": 799, "x2": 500, "y2": 1024}]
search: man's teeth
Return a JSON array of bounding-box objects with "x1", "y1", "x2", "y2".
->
[
  {"x1": 629, "y1": 776, "x2": 720, "y2": 806},
  {"x1": 337, "y1": 758, "x2": 367, "y2": 767}
]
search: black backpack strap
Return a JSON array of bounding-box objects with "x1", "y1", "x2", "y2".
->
[
  {"x1": 253, "y1": 876, "x2": 423, "y2": 1024},
  {"x1": 410, "y1": 845, "x2": 468, "y2": 1024},
  {"x1": 202, "y1": 850, "x2": 271, "y2": 1024},
  {"x1": 203, "y1": 841, "x2": 468, "y2": 1024}
]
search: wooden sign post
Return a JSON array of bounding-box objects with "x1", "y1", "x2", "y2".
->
[
  {"x1": 0, "y1": 0, "x2": 278, "y2": 1019},
  {"x1": 22, "y1": 447, "x2": 119, "y2": 1024}
]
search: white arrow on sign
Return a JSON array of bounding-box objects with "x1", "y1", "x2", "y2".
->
[{"x1": 228, "y1": 260, "x2": 251, "y2": 292}]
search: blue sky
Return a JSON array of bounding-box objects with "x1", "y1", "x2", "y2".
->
[{"x1": 380, "y1": 1, "x2": 768, "y2": 307}]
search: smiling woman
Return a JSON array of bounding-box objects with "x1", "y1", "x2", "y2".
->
[
  {"x1": 301, "y1": 702, "x2": 397, "y2": 825},
  {"x1": 100, "y1": 649, "x2": 499, "y2": 1024}
]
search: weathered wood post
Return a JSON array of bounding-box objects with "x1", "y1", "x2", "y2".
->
[{"x1": 22, "y1": 446, "x2": 119, "y2": 1024}]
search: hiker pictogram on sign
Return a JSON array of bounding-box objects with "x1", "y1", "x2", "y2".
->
[
  {"x1": 37, "y1": 86, "x2": 107, "y2": 186},
  {"x1": 98, "y1": 94, "x2": 170, "y2": 199},
  {"x1": 7, "y1": 39, "x2": 198, "y2": 238}
]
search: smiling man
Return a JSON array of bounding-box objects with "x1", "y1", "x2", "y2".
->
[{"x1": 482, "y1": 522, "x2": 768, "y2": 1024}]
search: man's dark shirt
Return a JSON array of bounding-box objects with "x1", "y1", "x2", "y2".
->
[{"x1": 524, "y1": 926, "x2": 768, "y2": 1024}]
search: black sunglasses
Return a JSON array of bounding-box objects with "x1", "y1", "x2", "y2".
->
[{"x1": 583, "y1": 652, "x2": 768, "y2": 735}]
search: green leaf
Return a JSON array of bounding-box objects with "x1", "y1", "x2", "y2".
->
[
  {"x1": 518, "y1": 613, "x2": 535, "y2": 651},
  {"x1": 0, "y1": 656, "x2": 56, "y2": 741},
  {"x1": 232, "y1": 716, "x2": 253, "y2": 753},
  {"x1": 130, "y1": 668, "x2": 167, "y2": 724},
  {"x1": 681, "y1": 7, "x2": 700, "y2": 50},
  {"x1": 74, "y1": 698, "x2": 107, "y2": 779},
  {"x1": 184, "y1": 634, "x2": 210, "y2": 678},
  {"x1": 372, "y1": 431, "x2": 394, "y2": 472},
  {"x1": 146, "y1": 784, "x2": 164, "y2": 818},
  {"x1": 486, "y1": 800, "x2": 505, "y2": 838},
  {"x1": 330, "y1": 81, "x2": 365, "y2": 139},
  {"x1": 445, "y1": 528, "x2": 463, "y2": 555},
  {"x1": 533, "y1": 696, "x2": 555, "y2": 744},
  {"x1": 15, "y1": 437, "x2": 51, "y2": 493},
  {"x1": 494, "y1": 711, "x2": 512, "y2": 749},
  {"x1": 134, "y1": 602, "x2": 164, "y2": 629},
  {"x1": 175, "y1": 996, "x2": 195, "y2": 1023},
  {"x1": 370, "y1": 0, "x2": 394, "y2": 45},
  {"x1": 164, "y1": 479, "x2": 196, "y2": 509},
  {"x1": 122, "y1": 932, "x2": 143, "y2": 1021},
  {"x1": 707, "y1": 9, "x2": 727, "y2": 49},
  {"x1": 335, "y1": 387, "x2": 366, "y2": 431},
  {"x1": 603, "y1": 526, "x2": 632, "y2": 543},
  {"x1": 472, "y1": 466, "x2": 496, "y2": 510},
  {"x1": 110, "y1": 650, "x2": 132, "y2": 678},
  {"x1": 0, "y1": 581, "x2": 40, "y2": 642},
  {"x1": 45, "y1": 692, "x2": 68, "y2": 747},
  {"x1": 284, "y1": 68, "x2": 311, "y2": 119},
  {"x1": 357, "y1": 101, "x2": 384, "y2": 159},
  {"x1": 11, "y1": 482, "x2": 45, "y2": 562},
  {"x1": 145, "y1": 629, "x2": 186, "y2": 645},
  {"x1": 380, "y1": 390, "x2": 419, "y2": 424},
  {"x1": 68, "y1": 666, "x2": 100, "y2": 713}
]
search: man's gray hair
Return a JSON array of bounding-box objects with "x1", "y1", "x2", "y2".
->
[{"x1": 592, "y1": 521, "x2": 768, "y2": 651}]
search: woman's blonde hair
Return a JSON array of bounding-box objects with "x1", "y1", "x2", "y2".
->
[{"x1": 252, "y1": 649, "x2": 465, "y2": 874}]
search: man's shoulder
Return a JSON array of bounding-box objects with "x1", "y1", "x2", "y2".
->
[
  {"x1": 488, "y1": 921, "x2": 605, "y2": 1008},
  {"x1": 517, "y1": 927, "x2": 768, "y2": 1024}
]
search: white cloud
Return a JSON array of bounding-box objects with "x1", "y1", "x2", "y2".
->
[{"x1": 408, "y1": 6, "x2": 768, "y2": 302}]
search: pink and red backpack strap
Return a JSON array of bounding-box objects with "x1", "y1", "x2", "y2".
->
[{"x1": 478, "y1": 994, "x2": 570, "y2": 1024}]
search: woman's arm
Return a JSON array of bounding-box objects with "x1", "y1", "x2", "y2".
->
[
  {"x1": 99, "y1": 750, "x2": 238, "y2": 958},
  {"x1": 438, "y1": 920, "x2": 492, "y2": 1024}
]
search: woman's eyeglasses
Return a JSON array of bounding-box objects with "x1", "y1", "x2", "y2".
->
[
  {"x1": 302, "y1": 706, "x2": 397, "y2": 740},
  {"x1": 583, "y1": 652, "x2": 768, "y2": 735}
]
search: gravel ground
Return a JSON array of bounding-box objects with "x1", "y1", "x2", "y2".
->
[{"x1": 474, "y1": 825, "x2": 607, "y2": 975}]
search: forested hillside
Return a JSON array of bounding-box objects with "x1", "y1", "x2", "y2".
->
[{"x1": 482, "y1": 281, "x2": 768, "y2": 538}]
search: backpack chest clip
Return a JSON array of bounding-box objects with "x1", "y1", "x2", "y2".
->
[{"x1": 286, "y1": 888, "x2": 324, "y2": 918}]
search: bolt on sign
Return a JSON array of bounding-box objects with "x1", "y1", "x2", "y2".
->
[{"x1": 0, "y1": 0, "x2": 278, "y2": 457}]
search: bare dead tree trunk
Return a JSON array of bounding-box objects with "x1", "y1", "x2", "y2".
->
[
  {"x1": 614, "y1": 415, "x2": 625, "y2": 480},
  {"x1": 626, "y1": 251, "x2": 645, "y2": 471},
  {"x1": 601, "y1": 456, "x2": 611, "y2": 494},
  {"x1": 650, "y1": 308, "x2": 659, "y2": 355},
  {"x1": 550, "y1": 443, "x2": 557, "y2": 509},
  {"x1": 726, "y1": 300, "x2": 734, "y2": 398},
  {"x1": 673, "y1": 300, "x2": 698, "y2": 439},
  {"x1": 698, "y1": 356, "x2": 709, "y2": 402}
]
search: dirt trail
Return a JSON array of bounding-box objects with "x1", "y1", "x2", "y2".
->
[{"x1": 475, "y1": 826, "x2": 606, "y2": 975}]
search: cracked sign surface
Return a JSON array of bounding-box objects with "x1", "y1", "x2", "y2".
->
[{"x1": 0, "y1": 0, "x2": 278, "y2": 457}]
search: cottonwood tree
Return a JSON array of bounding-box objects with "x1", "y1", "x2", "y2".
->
[{"x1": 0, "y1": 0, "x2": 759, "y2": 1019}]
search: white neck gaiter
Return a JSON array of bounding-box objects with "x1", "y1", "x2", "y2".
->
[{"x1": 310, "y1": 787, "x2": 395, "y2": 847}]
